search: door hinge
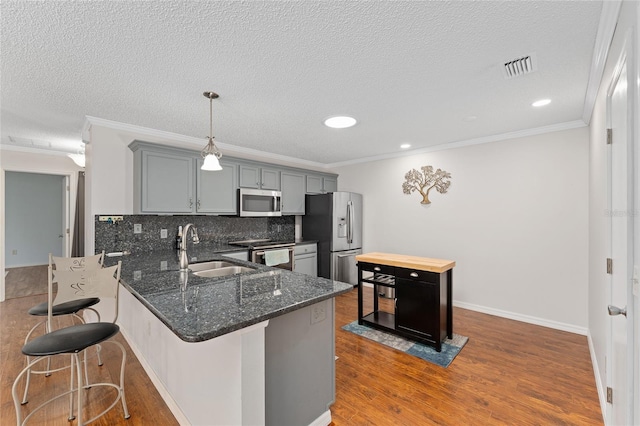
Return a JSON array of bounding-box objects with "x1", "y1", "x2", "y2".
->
[
  {"x1": 606, "y1": 386, "x2": 613, "y2": 404},
  {"x1": 607, "y1": 258, "x2": 613, "y2": 274},
  {"x1": 607, "y1": 128, "x2": 613, "y2": 145}
]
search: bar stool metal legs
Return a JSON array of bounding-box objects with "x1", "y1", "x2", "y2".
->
[{"x1": 12, "y1": 323, "x2": 130, "y2": 425}]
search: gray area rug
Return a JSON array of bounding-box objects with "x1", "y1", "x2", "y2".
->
[{"x1": 342, "y1": 321, "x2": 468, "y2": 368}]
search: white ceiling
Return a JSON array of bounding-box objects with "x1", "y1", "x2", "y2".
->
[{"x1": 1, "y1": 1, "x2": 604, "y2": 167}]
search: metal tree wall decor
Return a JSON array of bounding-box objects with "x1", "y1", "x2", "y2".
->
[{"x1": 402, "y1": 165, "x2": 452, "y2": 204}]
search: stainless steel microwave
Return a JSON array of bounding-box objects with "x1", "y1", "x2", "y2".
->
[{"x1": 239, "y1": 188, "x2": 282, "y2": 217}]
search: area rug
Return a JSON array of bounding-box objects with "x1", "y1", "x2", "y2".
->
[{"x1": 341, "y1": 321, "x2": 468, "y2": 368}]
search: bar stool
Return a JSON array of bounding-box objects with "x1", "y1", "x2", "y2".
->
[
  {"x1": 13, "y1": 263, "x2": 130, "y2": 425},
  {"x1": 21, "y1": 252, "x2": 105, "y2": 404},
  {"x1": 24, "y1": 252, "x2": 105, "y2": 341}
]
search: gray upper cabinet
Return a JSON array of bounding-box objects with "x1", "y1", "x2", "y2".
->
[
  {"x1": 131, "y1": 141, "x2": 337, "y2": 215},
  {"x1": 281, "y1": 172, "x2": 305, "y2": 215},
  {"x1": 239, "y1": 164, "x2": 280, "y2": 190},
  {"x1": 196, "y1": 159, "x2": 239, "y2": 214},
  {"x1": 137, "y1": 149, "x2": 194, "y2": 213},
  {"x1": 306, "y1": 175, "x2": 337, "y2": 194}
]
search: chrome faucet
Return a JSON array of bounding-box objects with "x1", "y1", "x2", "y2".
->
[{"x1": 179, "y1": 223, "x2": 200, "y2": 271}]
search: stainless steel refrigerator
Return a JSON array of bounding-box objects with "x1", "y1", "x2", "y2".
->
[{"x1": 303, "y1": 192, "x2": 362, "y2": 285}]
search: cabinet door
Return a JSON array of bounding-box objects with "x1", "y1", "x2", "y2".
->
[
  {"x1": 196, "y1": 160, "x2": 238, "y2": 214},
  {"x1": 323, "y1": 177, "x2": 337, "y2": 193},
  {"x1": 395, "y1": 278, "x2": 439, "y2": 341},
  {"x1": 260, "y1": 168, "x2": 280, "y2": 190},
  {"x1": 141, "y1": 150, "x2": 194, "y2": 213},
  {"x1": 281, "y1": 172, "x2": 305, "y2": 215},
  {"x1": 294, "y1": 254, "x2": 317, "y2": 277},
  {"x1": 239, "y1": 165, "x2": 260, "y2": 188},
  {"x1": 306, "y1": 175, "x2": 323, "y2": 194}
]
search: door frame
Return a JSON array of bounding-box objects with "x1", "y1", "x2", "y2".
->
[{"x1": 0, "y1": 166, "x2": 74, "y2": 302}]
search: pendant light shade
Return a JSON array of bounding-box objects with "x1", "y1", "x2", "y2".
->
[{"x1": 201, "y1": 91, "x2": 223, "y2": 171}]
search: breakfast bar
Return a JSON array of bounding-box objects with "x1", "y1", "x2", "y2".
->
[
  {"x1": 356, "y1": 252, "x2": 456, "y2": 352},
  {"x1": 105, "y1": 248, "x2": 352, "y2": 426}
]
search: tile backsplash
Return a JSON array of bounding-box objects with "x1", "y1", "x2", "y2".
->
[{"x1": 95, "y1": 215, "x2": 295, "y2": 254}]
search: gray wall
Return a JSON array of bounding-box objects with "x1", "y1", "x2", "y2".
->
[{"x1": 5, "y1": 171, "x2": 64, "y2": 267}]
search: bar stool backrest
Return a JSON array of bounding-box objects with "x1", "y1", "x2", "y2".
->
[{"x1": 50, "y1": 251, "x2": 104, "y2": 272}]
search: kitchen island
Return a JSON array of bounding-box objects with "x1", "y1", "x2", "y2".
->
[
  {"x1": 105, "y1": 246, "x2": 352, "y2": 426},
  {"x1": 356, "y1": 252, "x2": 455, "y2": 352}
]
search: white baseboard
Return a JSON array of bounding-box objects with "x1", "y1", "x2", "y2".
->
[
  {"x1": 452, "y1": 300, "x2": 588, "y2": 335},
  {"x1": 308, "y1": 409, "x2": 332, "y2": 426},
  {"x1": 587, "y1": 330, "x2": 608, "y2": 425},
  {"x1": 117, "y1": 326, "x2": 191, "y2": 426}
]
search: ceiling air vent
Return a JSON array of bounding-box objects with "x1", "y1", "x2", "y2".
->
[{"x1": 502, "y1": 53, "x2": 537, "y2": 79}]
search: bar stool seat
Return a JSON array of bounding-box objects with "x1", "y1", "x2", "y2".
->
[
  {"x1": 22, "y1": 323, "x2": 119, "y2": 356},
  {"x1": 27, "y1": 298, "x2": 100, "y2": 317}
]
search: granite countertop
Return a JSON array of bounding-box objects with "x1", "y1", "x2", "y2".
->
[{"x1": 106, "y1": 245, "x2": 352, "y2": 343}]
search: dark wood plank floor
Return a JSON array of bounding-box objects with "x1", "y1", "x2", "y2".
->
[{"x1": 0, "y1": 287, "x2": 602, "y2": 425}]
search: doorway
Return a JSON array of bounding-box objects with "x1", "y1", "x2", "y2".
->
[{"x1": 4, "y1": 171, "x2": 69, "y2": 299}]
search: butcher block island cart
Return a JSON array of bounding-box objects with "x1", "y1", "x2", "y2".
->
[{"x1": 356, "y1": 252, "x2": 455, "y2": 352}]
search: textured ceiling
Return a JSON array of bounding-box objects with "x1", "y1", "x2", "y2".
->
[{"x1": 1, "y1": 1, "x2": 603, "y2": 166}]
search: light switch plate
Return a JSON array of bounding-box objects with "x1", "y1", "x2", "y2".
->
[
  {"x1": 160, "y1": 229, "x2": 168, "y2": 239},
  {"x1": 134, "y1": 224, "x2": 142, "y2": 234},
  {"x1": 160, "y1": 260, "x2": 167, "y2": 271}
]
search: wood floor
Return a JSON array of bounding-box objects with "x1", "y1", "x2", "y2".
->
[{"x1": 0, "y1": 287, "x2": 602, "y2": 425}]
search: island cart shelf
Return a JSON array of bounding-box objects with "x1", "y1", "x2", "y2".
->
[{"x1": 356, "y1": 252, "x2": 455, "y2": 352}]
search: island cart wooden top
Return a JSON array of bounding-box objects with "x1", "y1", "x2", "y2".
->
[{"x1": 355, "y1": 252, "x2": 455, "y2": 273}]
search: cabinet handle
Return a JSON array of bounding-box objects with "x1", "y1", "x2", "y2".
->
[
  {"x1": 373, "y1": 267, "x2": 381, "y2": 272},
  {"x1": 189, "y1": 198, "x2": 193, "y2": 208},
  {"x1": 197, "y1": 199, "x2": 201, "y2": 209},
  {"x1": 410, "y1": 272, "x2": 419, "y2": 278}
]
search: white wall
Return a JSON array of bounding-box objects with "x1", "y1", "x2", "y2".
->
[{"x1": 333, "y1": 127, "x2": 589, "y2": 331}]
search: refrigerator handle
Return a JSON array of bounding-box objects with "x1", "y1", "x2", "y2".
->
[{"x1": 347, "y1": 201, "x2": 353, "y2": 244}]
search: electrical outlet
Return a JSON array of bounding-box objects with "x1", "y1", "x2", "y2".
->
[
  {"x1": 311, "y1": 303, "x2": 326, "y2": 324},
  {"x1": 160, "y1": 260, "x2": 168, "y2": 271},
  {"x1": 160, "y1": 229, "x2": 168, "y2": 239},
  {"x1": 134, "y1": 224, "x2": 142, "y2": 234}
]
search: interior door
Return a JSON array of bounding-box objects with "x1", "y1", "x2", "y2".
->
[{"x1": 607, "y1": 52, "x2": 632, "y2": 425}]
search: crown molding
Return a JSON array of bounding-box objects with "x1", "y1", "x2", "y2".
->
[
  {"x1": 0, "y1": 143, "x2": 75, "y2": 157},
  {"x1": 581, "y1": 0, "x2": 622, "y2": 124},
  {"x1": 326, "y1": 120, "x2": 587, "y2": 169},
  {"x1": 83, "y1": 116, "x2": 330, "y2": 170}
]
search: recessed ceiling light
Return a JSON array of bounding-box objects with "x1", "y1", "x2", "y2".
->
[
  {"x1": 324, "y1": 116, "x2": 357, "y2": 129},
  {"x1": 463, "y1": 115, "x2": 477, "y2": 122},
  {"x1": 400, "y1": 143, "x2": 411, "y2": 149},
  {"x1": 532, "y1": 99, "x2": 551, "y2": 107}
]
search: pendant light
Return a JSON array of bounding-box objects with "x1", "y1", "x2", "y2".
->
[{"x1": 201, "y1": 91, "x2": 223, "y2": 171}]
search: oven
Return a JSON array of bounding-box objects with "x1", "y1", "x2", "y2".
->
[{"x1": 230, "y1": 239, "x2": 295, "y2": 271}]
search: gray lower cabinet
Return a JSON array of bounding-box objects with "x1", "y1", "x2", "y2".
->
[
  {"x1": 294, "y1": 243, "x2": 317, "y2": 277},
  {"x1": 196, "y1": 159, "x2": 238, "y2": 214},
  {"x1": 240, "y1": 164, "x2": 280, "y2": 190},
  {"x1": 138, "y1": 149, "x2": 194, "y2": 213},
  {"x1": 306, "y1": 175, "x2": 338, "y2": 194},
  {"x1": 281, "y1": 171, "x2": 305, "y2": 215},
  {"x1": 265, "y1": 299, "x2": 334, "y2": 426}
]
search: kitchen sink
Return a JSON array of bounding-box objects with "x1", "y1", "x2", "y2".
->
[
  {"x1": 193, "y1": 266, "x2": 256, "y2": 278},
  {"x1": 189, "y1": 261, "x2": 237, "y2": 272},
  {"x1": 189, "y1": 260, "x2": 257, "y2": 278}
]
